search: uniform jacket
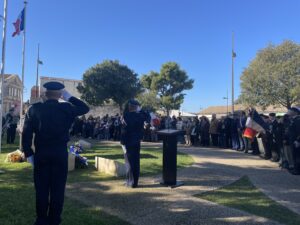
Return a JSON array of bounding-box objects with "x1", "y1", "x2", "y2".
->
[
  {"x1": 22, "y1": 97, "x2": 89, "y2": 157},
  {"x1": 121, "y1": 111, "x2": 150, "y2": 146}
]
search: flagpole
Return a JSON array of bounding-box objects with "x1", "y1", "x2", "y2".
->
[
  {"x1": 231, "y1": 31, "x2": 235, "y2": 114},
  {"x1": 19, "y1": 1, "x2": 27, "y2": 151},
  {"x1": 0, "y1": 0, "x2": 8, "y2": 153},
  {"x1": 35, "y1": 44, "x2": 40, "y2": 99}
]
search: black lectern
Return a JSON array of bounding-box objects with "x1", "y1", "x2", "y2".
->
[{"x1": 157, "y1": 129, "x2": 184, "y2": 188}]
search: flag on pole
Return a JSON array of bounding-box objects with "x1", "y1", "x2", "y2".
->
[{"x1": 12, "y1": 8, "x2": 25, "y2": 37}]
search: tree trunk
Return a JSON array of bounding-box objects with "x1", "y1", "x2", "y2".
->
[{"x1": 286, "y1": 96, "x2": 291, "y2": 109}]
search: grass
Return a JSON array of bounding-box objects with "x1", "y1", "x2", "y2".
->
[
  {"x1": 0, "y1": 137, "x2": 193, "y2": 225},
  {"x1": 196, "y1": 176, "x2": 300, "y2": 225},
  {"x1": 67, "y1": 140, "x2": 193, "y2": 183}
]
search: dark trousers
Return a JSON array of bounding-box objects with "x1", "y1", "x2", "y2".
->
[
  {"x1": 7, "y1": 125, "x2": 16, "y2": 144},
  {"x1": 271, "y1": 140, "x2": 280, "y2": 161},
  {"x1": 211, "y1": 134, "x2": 219, "y2": 146},
  {"x1": 218, "y1": 133, "x2": 226, "y2": 148},
  {"x1": 225, "y1": 133, "x2": 232, "y2": 148},
  {"x1": 251, "y1": 138, "x2": 260, "y2": 155},
  {"x1": 231, "y1": 133, "x2": 240, "y2": 150},
  {"x1": 124, "y1": 143, "x2": 140, "y2": 187},
  {"x1": 34, "y1": 151, "x2": 68, "y2": 225},
  {"x1": 243, "y1": 137, "x2": 250, "y2": 152},
  {"x1": 292, "y1": 146, "x2": 300, "y2": 174}
]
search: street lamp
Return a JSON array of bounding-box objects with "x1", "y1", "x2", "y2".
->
[{"x1": 223, "y1": 90, "x2": 229, "y2": 115}]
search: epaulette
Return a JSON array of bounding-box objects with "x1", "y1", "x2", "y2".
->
[{"x1": 27, "y1": 102, "x2": 43, "y2": 111}]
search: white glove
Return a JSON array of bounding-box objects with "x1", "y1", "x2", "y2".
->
[
  {"x1": 294, "y1": 141, "x2": 300, "y2": 148},
  {"x1": 136, "y1": 106, "x2": 141, "y2": 112},
  {"x1": 61, "y1": 90, "x2": 72, "y2": 101},
  {"x1": 121, "y1": 145, "x2": 127, "y2": 154},
  {"x1": 27, "y1": 155, "x2": 34, "y2": 167}
]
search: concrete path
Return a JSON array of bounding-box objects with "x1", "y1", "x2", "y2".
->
[{"x1": 66, "y1": 145, "x2": 300, "y2": 225}]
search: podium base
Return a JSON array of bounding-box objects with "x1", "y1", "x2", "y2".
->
[{"x1": 159, "y1": 181, "x2": 184, "y2": 188}]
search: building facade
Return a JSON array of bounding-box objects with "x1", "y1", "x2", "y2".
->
[
  {"x1": 37, "y1": 76, "x2": 120, "y2": 117},
  {"x1": 40, "y1": 76, "x2": 82, "y2": 98},
  {"x1": 0, "y1": 74, "x2": 22, "y2": 114}
]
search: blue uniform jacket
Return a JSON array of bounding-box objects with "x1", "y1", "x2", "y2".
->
[
  {"x1": 121, "y1": 111, "x2": 150, "y2": 146},
  {"x1": 22, "y1": 97, "x2": 89, "y2": 157}
]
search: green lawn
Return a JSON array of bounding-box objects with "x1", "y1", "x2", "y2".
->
[
  {"x1": 68, "y1": 141, "x2": 193, "y2": 183},
  {"x1": 0, "y1": 139, "x2": 193, "y2": 225},
  {"x1": 196, "y1": 176, "x2": 300, "y2": 225}
]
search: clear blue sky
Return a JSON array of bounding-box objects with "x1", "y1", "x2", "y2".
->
[{"x1": 2, "y1": 0, "x2": 300, "y2": 112}]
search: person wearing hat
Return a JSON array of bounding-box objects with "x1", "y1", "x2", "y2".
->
[
  {"x1": 287, "y1": 107, "x2": 300, "y2": 174},
  {"x1": 121, "y1": 99, "x2": 150, "y2": 188},
  {"x1": 22, "y1": 81, "x2": 89, "y2": 225}
]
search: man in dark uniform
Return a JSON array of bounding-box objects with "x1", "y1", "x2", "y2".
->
[
  {"x1": 121, "y1": 99, "x2": 150, "y2": 188},
  {"x1": 22, "y1": 81, "x2": 89, "y2": 225}
]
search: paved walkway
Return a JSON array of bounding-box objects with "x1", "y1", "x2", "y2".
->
[{"x1": 66, "y1": 145, "x2": 300, "y2": 225}]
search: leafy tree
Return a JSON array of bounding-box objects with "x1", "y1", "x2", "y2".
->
[
  {"x1": 136, "y1": 91, "x2": 160, "y2": 112},
  {"x1": 239, "y1": 40, "x2": 300, "y2": 109},
  {"x1": 141, "y1": 62, "x2": 194, "y2": 115},
  {"x1": 78, "y1": 60, "x2": 141, "y2": 111}
]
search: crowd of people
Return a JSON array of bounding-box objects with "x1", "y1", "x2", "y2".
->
[
  {"x1": 69, "y1": 107, "x2": 300, "y2": 175},
  {"x1": 158, "y1": 108, "x2": 300, "y2": 175}
]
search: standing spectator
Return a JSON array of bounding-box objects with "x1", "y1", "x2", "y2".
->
[
  {"x1": 191, "y1": 117, "x2": 200, "y2": 146},
  {"x1": 104, "y1": 121, "x2": 110, "y2": 140},
  {"x1": 209, "y1": 114, "x2": 219, "y2": 146},
  {"x1": 287, "y1": 107, "x2": 300, "y2": 175},
  {"x1": 218, "y1": 117, "x2": 226, "y2": 148},
  {"x1": 176, "y1": 117, "x2": 185, "y2": 144},
  {"x1": 238, "y1": 111, "x2": 248, "y2": 152},
  {"x1": 184, "y1": 118, "x2": 193, "y2": 146},
  {"x1": 231, "y1": 114, "x2": 240, "y2": 150},
  {"x1": 223, "y1": 115, "x2": 232, "y2": 148},
  {"x1": 113, "y1": 115, "x2": 121, "y2": 141},
  {"x1": 200, "y1": 116, "x2": 210, "y2": 146},
  {"x1": 269, "y1": 113, "x2": 280, "y2": 162},
  {"x1": 171, "y1": 116, "x2": 177, "y2": 130},
  {"x1": 277, "y1": 114, "x2": 291, "y2": 168},
  {"x1": 143, "y1": 121, "x2": 151, "y2": 142},
  {"x1": 6, "y1": 108, "x2": 18, "y2": 144},
  {"x1": 85, "y1": 117, "x2": 94, "y2": 138}
]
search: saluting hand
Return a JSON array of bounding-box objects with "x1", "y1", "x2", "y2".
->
[{"x1": 61, "y1": 90, "x2": 72, "y2": 101}]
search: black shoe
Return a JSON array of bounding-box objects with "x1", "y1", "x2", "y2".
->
[{"x1": 271, "y1": 158, "x2": 280, "y2": 162}]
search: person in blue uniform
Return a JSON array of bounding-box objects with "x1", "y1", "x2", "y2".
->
[
  {"x1": 22, "y1": 81, "x2": 89, "y2": 225},
  {"x1": 121, "y1": 99, "x2": 150, "y2": 188}
]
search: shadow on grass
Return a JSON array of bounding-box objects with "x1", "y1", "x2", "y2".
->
[
  {"x1": 0, "y1": 183, "x2": 130, "y2": 225},
  {"x1": 196, "y1": 176, "x2": 300, "y2": 225}
]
